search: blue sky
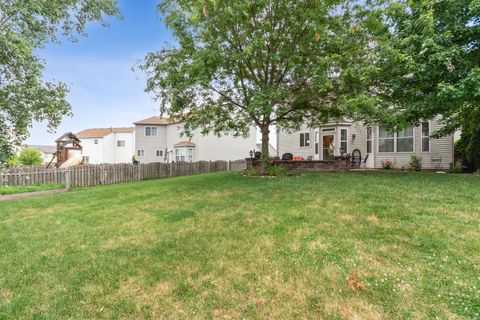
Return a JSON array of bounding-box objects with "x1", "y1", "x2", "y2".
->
[{"x1": 27, "y1": 0, "x2": 172, "y2": 145}]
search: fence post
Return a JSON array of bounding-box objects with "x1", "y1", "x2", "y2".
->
[{"x1": 65, "y1": 169, "x2": 71, "y2": 191}]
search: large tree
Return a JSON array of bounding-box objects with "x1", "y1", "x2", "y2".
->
[
  {"x1": 142, "y1": 0, "x2": 379, "y2": 173},
  {"x1": 352, "y1": 0, "x2": 480, "y2": 135},
  {"x1": 0, "y1": 0, "x2": 120, "y2": 165}
]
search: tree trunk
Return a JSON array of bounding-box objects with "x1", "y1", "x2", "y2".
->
[{"x1": 260, "y1": 125, "x2": 270, "y2": 175}]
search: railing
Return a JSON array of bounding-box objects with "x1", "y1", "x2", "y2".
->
[{"x1": 0, "y1": 160, "x2": 246, "y2": 188}]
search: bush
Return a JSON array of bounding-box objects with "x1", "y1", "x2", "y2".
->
[
  {"x1": 243, "y1": 167, "x2": 259, "y2": 176},
  {"x1": 409, "y1": 154, "x2": 422, "y2": 171},
  {"x1": 267, "y1": 165, "x2": 287, "y2": 176},
  {"x1": 450, "y1": 160, "x2": 463, "y2": 174},
  {"x1": 9, "y1": 148, "x2": 43, "y2": 167},
  {"x1": 454, "y1": 109, "x2": 480, "y2": 172},
  {"x1": 381, "y1": 159, "x2": 394, "y2": 170}
]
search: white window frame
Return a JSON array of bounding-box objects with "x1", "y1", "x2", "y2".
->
[
  {"x1": 156, "y1": 150, "x2": 163, "y2": 157},
  {"x1": 421, "y1": 121, "x2": 431, "y2": 153},
  {"x1": 94, "y1": 139, "x2": 98, "y2": 145},
  {"x1": 175, "y1": 148, "x2": 186, "y2": 162},
  {"x1": 83, "y1": 156, "x2": 89, "y2": 164},
  {"x1": 396, "y1": 126, "x2": 414, "y2": 153},
  {"x1": 137, "y1": 149, "x2": 145, "y2": 157},
  {"x1": 378, "y1": 127, "x2": 395, "y2": 153},
  {"x1": 117, "y1": 140, "x2": 125, "y2": 147},
  {"x1": 300, "y1": 132, "x2": 310, "y2": 147},
  {"x1": 187, "y1": 148, "x2": 194, "y2": 162},
  {"x1": 340, "y1": 128, "x2": 348, "y2": 154},
  {"x1": 367, "y1": 127, "x2": 372, "y2": 154},
  {"x1": 145, "y1": 126, "x2": 158, "y2": 137},
  {"x1": 378, "y1": 126, "x2": 414, "y2": 153}
]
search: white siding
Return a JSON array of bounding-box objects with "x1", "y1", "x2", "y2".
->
[
  {"x1": 81, "y1": 138, "x2": 105, "y2": 164},
  {"x1": 278, "y1": 119, "x2": 454, "y2": 170},
  {"x1": 278, "y1": 125, "x2": 315, "y2": 158},
  {"x1": 374, "y1": 119, "x2": 453, "y2": 170},
  {"x1": 81, "y1": 132, "x2": 135, "y2": 164},
  {"x1": 136, "y1": 122, "x2": 257, "y2": 163},
  {"x1": 135, "y1": 125, "x2": 167, "y2": 163}
]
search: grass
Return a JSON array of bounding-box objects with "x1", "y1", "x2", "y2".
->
[
  {"x1": 0, "y1": 171, "x2": 479, "y2": 319},
  {"x1": 0, "y1": 183, "x2": 63, "y2": 195}
]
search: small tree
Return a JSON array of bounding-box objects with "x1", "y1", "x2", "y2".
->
[
  {"x1": 141, "y1": 0, "x2": 378, "y2": 174},
  {"x1": 14, "y1": 148, "x2": 43, "y2": 166}
]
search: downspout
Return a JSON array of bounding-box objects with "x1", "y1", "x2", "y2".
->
[{"x1": 276, "y1": 127, "x2": 280, "y2": 157}]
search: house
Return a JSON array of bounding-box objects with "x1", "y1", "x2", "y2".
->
[
  {"x1": 277, "y1": 118, "x2": 454, "y2": 170},
  {"x1": 25, "y1": 145, "x2": 56, "y2": 165},
  {"x1": 76, "y1": 127, "x2": 135, "y2": 164},
  {"x1": 133, "y1": 116, "x2": 259, "y2": 163}
]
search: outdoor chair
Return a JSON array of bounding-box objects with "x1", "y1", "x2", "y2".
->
[{"x1": 351, "y1": 149, "x2": 362, "y2": 168}]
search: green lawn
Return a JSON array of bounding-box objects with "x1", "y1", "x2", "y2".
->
[
  {"x1": 0, "y1": 183, "x2": 63, "y2": 195},
  {"x1": 0, "y1": 171, "x2": 479, "y2": 319}
]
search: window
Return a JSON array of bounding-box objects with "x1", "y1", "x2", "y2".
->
[
  {"x1": 117, "y1": 140, "x2": 125, "y2": 147},
  {"x1": 397, "y1": 127, "x2": 414, "y2": 152},
  {"x1": 422, "y1": 122, "x2": 430, "y2": 152},
  {"x1": 83, "y1": 156, "x2": 89, "y2": 164},
  {"x1": 175, "y1": 148, "x2": 186, "y2": 161},
  {"x1": 367, "y1": 127, "x2": 372, "y2": 153},
  {"x1": 379, "y1": 126, "x2": 414, "y2": 152},
  {"x1": 300, "y1": 132, "x2": 310, "y2": 147},
  {"x1": 156, "y1": 150, "x2": 163, "y2": 157},
  {"x1": 379, "y1": 127, "x2": 395, "y2": 152},
  {"x1": 188, "y1": 148, "x2": 194, "y2": 162},
  {"x1": 314, "y1": 131, "x2": 319, "y2": 155},
  {"x1": 145, "y1": 126, "x2": 158, "y2": 136},
  {"x1": 94, "y1": 139, "x2": 98, "y2": 145},
  {"x1": 137, "y1": 150, "x2": 144, "y2": 157},
  {"x1": 340, "y1": 129, "x2": 348, "y2": 154}
]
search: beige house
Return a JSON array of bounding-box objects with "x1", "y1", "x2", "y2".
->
[
  {"x1": 277, "y1": 119, "x2": 454, "y2": 170},
  {"x1": 134, "y1": 116, "x2": 258, "y2": 163}
]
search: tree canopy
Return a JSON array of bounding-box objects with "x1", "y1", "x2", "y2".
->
[
  {"x1": 353, "y1": 0, "x2": 480, "y2": 136},
  {"x1": 141, "y1": 0, "x2": 380, "y2": 172},
  {"x1": 0, "y1": 0, "x2": 120, "y2": 165}
]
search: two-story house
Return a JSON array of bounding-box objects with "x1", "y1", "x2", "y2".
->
[
  {"x1": 77, "y1": 127, "x2": 135, "y2": 164},
  {"x1": 133, "y1": 116, "x2": 258, "y2": 163}
]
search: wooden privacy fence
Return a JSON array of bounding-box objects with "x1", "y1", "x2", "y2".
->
[{"x1": 0, "y1": 160, "x2": 246, "y2": 188}]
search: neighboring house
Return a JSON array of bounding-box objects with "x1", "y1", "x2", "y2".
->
[
  {"x1": 77, "y1": 127, "x2": 135, "y2": 164},
  {"x1": 134, "y1": 116, "x2": 259, "y2": 163},
  {"x1": 25, "y1": 145, "x2": 56, "y2": 165},
  {"x1": 277, "y1": 119, "x2": 454, "y2": 170}
]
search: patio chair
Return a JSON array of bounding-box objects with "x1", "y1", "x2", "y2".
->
[
  {"x1": 306, "y1": 155, "x2": 313, "y2": 161},
  {"x1": 351, "y1": 149, "x2": 361, "y2": 168}
]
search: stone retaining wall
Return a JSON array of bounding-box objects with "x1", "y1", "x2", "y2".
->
[{"x1": 245, "y1": 158, "x2": 350, "y2": 172}]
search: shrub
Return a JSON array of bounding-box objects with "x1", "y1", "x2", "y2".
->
[
  {"x1": 454, "y1": 109, "x2": 480, "y2": 172},
  {"x1": 10, "y1": 148, "x2": 43, "y2": 167},
  {"x1": 450, "y1": 160, "x2": 463, "y2": 174},
  {"x1": 267, "y1": 165, "x2": 287, "y2": 176},
  {"x1": 243, "y1": 167, "x2": 259, "y2": 176},
  {"x1": 409, "y1": 154, "x2": 422, "y2": 171},
  {"x1": 381, "y1": 159, "x2": 394, "y2": 170}
]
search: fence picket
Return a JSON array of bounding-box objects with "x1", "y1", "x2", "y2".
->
[{"x1": 0, "y1": 159, "x2": 246, "y2": 188}]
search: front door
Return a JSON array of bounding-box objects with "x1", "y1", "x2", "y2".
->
[{"x1": 322, "y1": 134, "x2": 335, "y2": 160}]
